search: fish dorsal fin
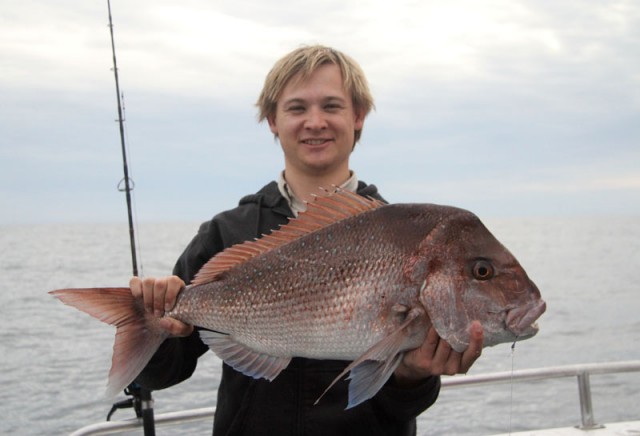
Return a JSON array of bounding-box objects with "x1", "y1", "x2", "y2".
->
[{"x1": 192, "y1": 189, "x2": 385, "y2": 286}]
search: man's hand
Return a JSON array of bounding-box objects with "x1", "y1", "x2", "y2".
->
[
  {"x1": 394, "y1": 321, "x2": 484, "y2": 386},
  {"x1": 129, "y1": 275, "x2": 194, "y2": 337}
]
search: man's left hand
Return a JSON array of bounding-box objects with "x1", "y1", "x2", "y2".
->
[{"x1": 394, "y1": 321, "x2": 484, "y2": 386}]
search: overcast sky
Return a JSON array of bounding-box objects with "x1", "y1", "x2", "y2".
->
[{"x1": 1, "y1": 0, "x2": 638, "y2": 224}]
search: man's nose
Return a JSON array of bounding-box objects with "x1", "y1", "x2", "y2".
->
[{"x1": 304, "y1": 106, "x2": 328, "y2": 130}]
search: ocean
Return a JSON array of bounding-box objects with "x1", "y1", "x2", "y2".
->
[{"x1": 1, "y1": 217, "x2": 639, "y2": 435}]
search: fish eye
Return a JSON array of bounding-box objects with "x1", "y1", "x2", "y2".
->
[{"x1": 472, "y1": 259, "x2": 494, "y2": 280}]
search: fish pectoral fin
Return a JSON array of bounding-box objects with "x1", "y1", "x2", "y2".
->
[
  {"x1": 315, "y1": 307, "x2": 426, "y2": 409},
  {"x1": 199, "y1": 330, "x2": 291, "y2": 381},
  {"x1": 345, "y1": 353, "x2": 404, "y2": 409}
]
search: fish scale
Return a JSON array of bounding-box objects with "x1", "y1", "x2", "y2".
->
[
  {"x1": 171, "y1": 212, "x2": 412, "y2": 357},
  {"x1": 51, "y1": 189, "x2": 545, "y2": 409}
]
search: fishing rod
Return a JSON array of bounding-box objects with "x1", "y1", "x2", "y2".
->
[
  {"x1": 106, "y1": 1, "x2": 156, "y2": 435},
  {"x1": 107, "y1": 0, "x2": 137, "y2": 276}
]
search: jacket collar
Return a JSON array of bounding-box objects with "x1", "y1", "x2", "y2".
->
[{"x1": 238, "y1": 179, "x2": 384, "y2": 217}]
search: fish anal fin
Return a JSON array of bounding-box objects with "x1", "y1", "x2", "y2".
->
[
  {"x1": 315, "y1": 306, "x2": 427, "y2": 409},
  {"x1": 192, "y1": 189, "x2": 385, "y2": 286},
  {"x1": 199, "y1": 330, "x2": 291, "y2": 381}
]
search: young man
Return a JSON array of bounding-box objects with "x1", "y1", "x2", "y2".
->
[{"x1": 132, "y1": 45, "x2": 483, "y2": 436}]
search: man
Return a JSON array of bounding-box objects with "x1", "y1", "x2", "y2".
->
[{"x1": 132, "y1": 45, "x2": 483, "y2": 435}]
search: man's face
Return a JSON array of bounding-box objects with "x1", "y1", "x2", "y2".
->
[{"x1": 268, "y1": 63, "x2": 364, "y2": 178}]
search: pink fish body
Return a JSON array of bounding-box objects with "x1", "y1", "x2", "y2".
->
[{"x1": 51, "y1": 190, "x2": 545, "y2": 408}]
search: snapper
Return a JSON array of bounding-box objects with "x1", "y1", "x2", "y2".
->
[{"x1": 51, "y1": 190, "x2": 546, "y2": 409}]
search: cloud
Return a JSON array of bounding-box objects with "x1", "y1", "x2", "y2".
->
[{"x1": 0, "y1": 0, "x2": 638, "y2": 223}]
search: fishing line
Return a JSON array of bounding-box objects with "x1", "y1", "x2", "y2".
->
[{"x1": 509, "y1": 338, "x2": 518, "y2": 435}]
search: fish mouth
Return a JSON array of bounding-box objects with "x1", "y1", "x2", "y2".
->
[{"x1": 505, "y1": 300, "x2": 546, "y2": 337}]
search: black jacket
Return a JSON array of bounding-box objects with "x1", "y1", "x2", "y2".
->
[{"x1": 136, "y1": 181, "x2": 441, "y2": 436}]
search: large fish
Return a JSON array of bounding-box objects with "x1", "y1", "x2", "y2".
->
[{"x1": 51, "y1": 190, "x2": 546, "y2": 409}]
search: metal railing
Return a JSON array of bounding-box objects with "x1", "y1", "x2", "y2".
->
[
  {"x1": 70, "y1": 360, "x2": 640, "y2": 435},
  {"x1": 70, "y1": 407, "x2": 215, "y2": 436},
  {"x1": 441, "y1": 360, "x2": 640, "y2": 430}
]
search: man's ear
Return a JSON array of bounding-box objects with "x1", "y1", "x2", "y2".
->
[
  {"x1": 354, "y1": 110, "x2": 365, "y2": 130},
  {"x1": 267, "y1": 115, "x2": 278, "y2": 136}
]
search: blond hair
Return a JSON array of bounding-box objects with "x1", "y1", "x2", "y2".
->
[{"x1": 256, "y1": 45, "x2": 375, "y2": 144}]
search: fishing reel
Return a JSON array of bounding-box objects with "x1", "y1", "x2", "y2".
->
[{"x1": 106, "y1": 383, "x2": 153, "y2": 421}]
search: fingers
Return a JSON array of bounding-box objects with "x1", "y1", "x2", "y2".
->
[
  {"x1": 429, "y1": 332, "x2": 453, "y2": 375},
  {"x1": 422, "y1": 323, "x2": 441, "y2": 357},
  {"x1": 129, "y1": 275, "x2": 185, "y2": 316},
  {"x1": 396, "y1": 322, "x2": 485, "y2": 383},
  {"x1": 147, "y1": 276, "x2": 168, "y2": 317},
  {"x1": 129, "y1": 275, "x2": 192, "y2": 337},
  {"x1": 159, "y1": 317, "x2": 194, "y2": 337},
  {"x1": 130, "y1": 276, "x2": 143, "y2": 298},
  {"x1": 401, "y1": 323, "x2": 439, "y2": 372},
  {"x1": 163, "y1": 275, "x2": 185, "y2": 312},
  {"x1": 395, "y1": 326, "x2": 453, "y2": 384},
  {"x1": 460, "y1": 321, "x2": 484, "y2": 373},
  {"x1": 436, "y1": 321, "x2": 484, "y2": 375}
]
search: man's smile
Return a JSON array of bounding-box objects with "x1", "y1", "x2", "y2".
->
[{"x1": 301, "y1": 138, "x2": 333, "y2": 146}]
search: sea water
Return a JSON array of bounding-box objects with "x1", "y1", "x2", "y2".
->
[{"x1": 1, "y1": 217, "x2": 638, "y2": 435}]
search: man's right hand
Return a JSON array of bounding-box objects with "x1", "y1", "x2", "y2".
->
[{"x1": 130, "y1": 275, "x2": 194, "y2": 337}]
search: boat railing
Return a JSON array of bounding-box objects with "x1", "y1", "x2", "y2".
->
[{"x1": 69, "y1": 360, "x2": 640, "y2": 435}]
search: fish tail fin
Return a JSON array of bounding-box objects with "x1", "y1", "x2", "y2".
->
[{"x1": 50, "y1": 287, "x2": 169, "y2": 397}]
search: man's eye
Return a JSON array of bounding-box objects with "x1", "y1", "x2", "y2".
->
[{"x1": 287, "y1": 106, "x2": 305, "y2": 113}]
